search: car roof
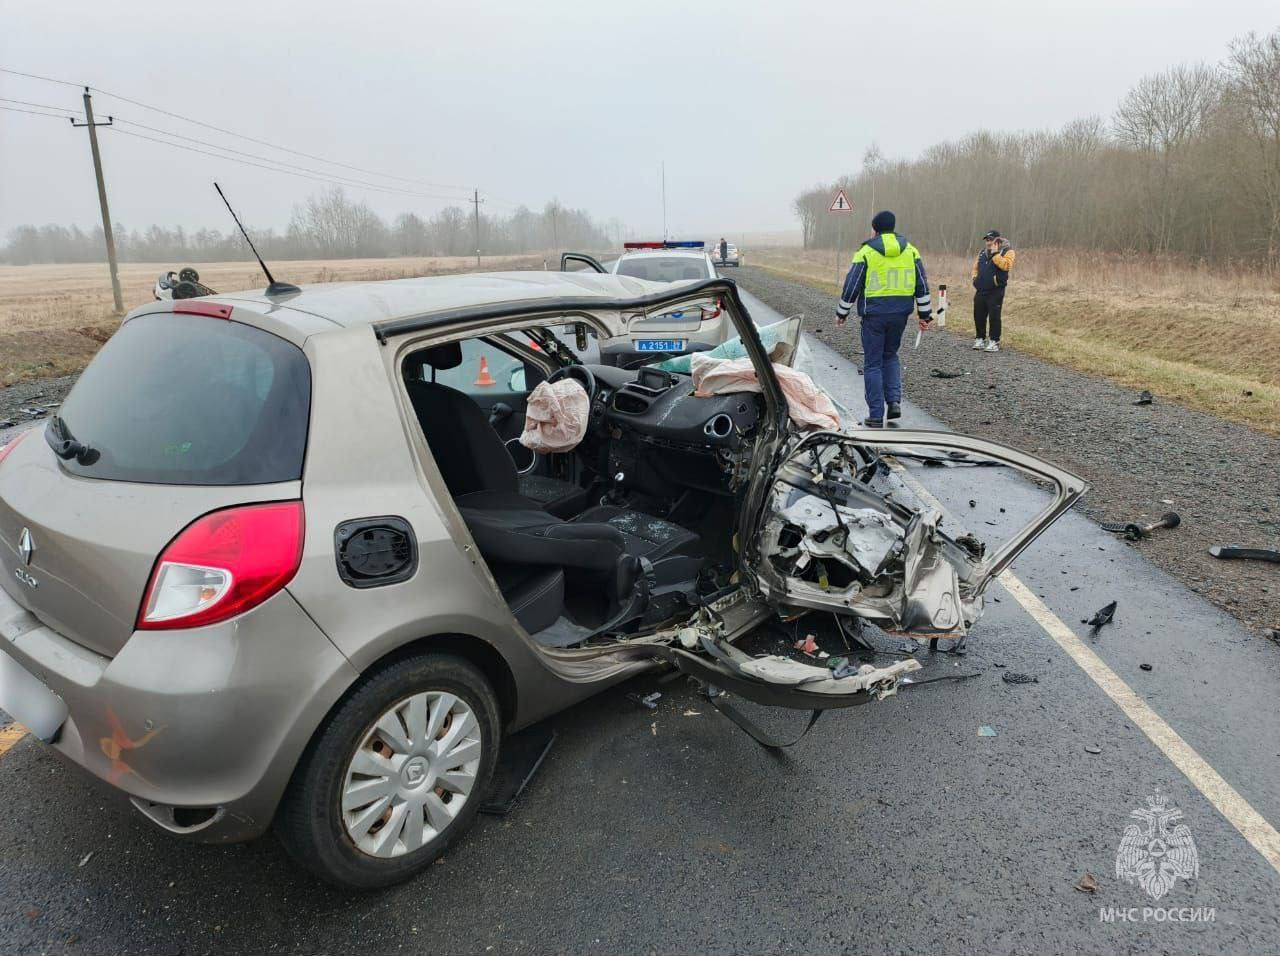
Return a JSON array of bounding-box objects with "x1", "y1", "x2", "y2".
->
[
  {"x1": 616, "y1": 249, "x2": 709, "y2": 259},
  {"x1": 191, "y1": 270, "x2": 673, "y2": 333}
]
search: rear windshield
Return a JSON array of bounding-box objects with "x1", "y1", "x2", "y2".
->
[
  {"x1": 56, "y1": 313, "x2": 311, "y2": 485},
  {"x1": 615, "y1": 256, "x2": 709, "y2": 282}
]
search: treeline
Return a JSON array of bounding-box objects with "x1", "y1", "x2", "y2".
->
[
  {"x1": 1, "y1": 188, "x2": 617, "y2": 264},
  {"x1": 795, "y1": 29, "x2": 1280, "y2": 265}
]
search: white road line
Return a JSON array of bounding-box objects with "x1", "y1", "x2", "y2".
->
[{"x1": 892, "y1": 462, "x2": 1280, "y2": 877}]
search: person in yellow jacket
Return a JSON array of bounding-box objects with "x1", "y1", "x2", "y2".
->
[
  {"x1": 971, "y1": 229, "x2": 1016, "y2": 352},
  {"x1": 834, "y1": 210, "x2": 933, "y2": 427}
]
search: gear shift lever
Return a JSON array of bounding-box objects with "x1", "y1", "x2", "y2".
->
[{"x1": 605, "y1": 471, "x2": 627, "y2": 506}]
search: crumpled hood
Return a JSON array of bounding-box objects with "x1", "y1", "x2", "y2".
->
[{"x1": 863, "y1": 232, "x2": 909, "y2": 258}]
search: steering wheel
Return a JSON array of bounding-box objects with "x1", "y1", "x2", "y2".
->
[{"x1": 547, "y1": 364, "x2": 596, "y2": 401}]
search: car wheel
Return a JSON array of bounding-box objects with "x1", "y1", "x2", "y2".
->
[{"x1": 277, "y1": 653, "x2": 500, "y2": 889}]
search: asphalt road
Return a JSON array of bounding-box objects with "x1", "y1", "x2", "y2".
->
[{"x1": 2, "y1": 288, "x2": 1279, "y2": 953}]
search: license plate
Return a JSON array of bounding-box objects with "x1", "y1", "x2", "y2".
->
[
  {"x1": 636, "y1": 339, "x2": 685, "y2": 352},
  {"x1": 0, "y1": 648, "x2": 67, "y2": 743}
]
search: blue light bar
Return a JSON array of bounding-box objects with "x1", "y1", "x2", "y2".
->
[{"x1": 664, "y1": 241, "x2": 705, "y2": 249}]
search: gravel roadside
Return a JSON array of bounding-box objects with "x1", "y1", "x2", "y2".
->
[
  {"x1": 737, "y1": 264, "x2": 1280, "y2": 638},
  {"x1": 0, "y1": 374, "x2": 76, "y2": 431}
]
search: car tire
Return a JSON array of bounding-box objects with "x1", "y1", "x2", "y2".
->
[{"x1": 276, "y1": 653, "x2": 500, "y2": 889}]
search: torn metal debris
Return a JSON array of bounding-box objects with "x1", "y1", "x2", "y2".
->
[
  {"x1": 1101, "y1": 511, "x2": 1180, "y2": 541},
  {"x1": 1208, "y1": 545, "x2": 1280, "y2": 565},
  {"x1": 1085, "y1": 601, "x2": 1117, "y2": 637}
]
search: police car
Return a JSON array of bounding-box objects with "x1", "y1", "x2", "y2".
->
[{"x1": 604, "y1": 241, "x2": 727, "y2": 366}]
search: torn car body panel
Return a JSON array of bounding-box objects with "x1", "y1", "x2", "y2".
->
[{"x1": 747, "y1": 430, "x2": 1087, "y2": 634}]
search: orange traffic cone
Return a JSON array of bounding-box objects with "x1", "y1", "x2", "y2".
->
[{"x1": 473, "y1": 356, "x2": 497, "y2": 387}]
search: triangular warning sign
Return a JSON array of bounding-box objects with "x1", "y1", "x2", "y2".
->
[{"x1": 829, "y1": 189, "x2": 852, "y2": 213}]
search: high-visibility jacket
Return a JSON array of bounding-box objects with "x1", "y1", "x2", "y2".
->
[{"x1": 836, "y1": 232, "x2": 932, "y2": 320}]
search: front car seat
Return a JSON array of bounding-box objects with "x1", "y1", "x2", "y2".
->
[{"x1": 407, "y1": 342, "x2": 587, "y2": 517}]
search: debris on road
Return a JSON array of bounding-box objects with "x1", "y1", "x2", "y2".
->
[
  {"x1": 1084, "y1": 744, "x2": 1102, "y2": 755},
  {"x1": 1133, "y1": 390, "x2": 1154, "y2": 406},
  {"x1": 1208, "y1": 545, "x2": 1280, "y2": 564},
  {"x1": 627, "y1": 692, "x2": 662, "y2": 711},
  {"x1": 1139, "y1": 663, "x2": 1153, "y2": 671},
  {"x1": 1084, "y1": 601, "x2": 1117, "y2": 638},
  {"x1": 794, "y1": 634, "x2": 819, "y2": 655},
  {"x1": 929, "y1": 368, "x2": 968, "y2": 379},
  {"x1": 1075, "y1": 873, "x2": 1099, "y2": 893},
  {"x1": 78, "y1": 851, "x2": 94, "y2": 867},
  {"x1": 1101, "y1": 511, "x2": 1180, "y2": 541},
  {"x1": 1001, "y1": 672, "x2": 1039, "y2": 685},
  {"x1": 977, "y1": 725, "x2": 997, "y2": 737}
]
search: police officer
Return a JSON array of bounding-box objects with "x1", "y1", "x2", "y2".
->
[
  {"x1": 719, "y1": 237, "x2": 728, "y2": 263},
  {"x1": 835, "y1": 210, "x2": 933, "y2": 427},
  {"x1": 971, "y1": 229, "x2": 1015, "y2": 352}
]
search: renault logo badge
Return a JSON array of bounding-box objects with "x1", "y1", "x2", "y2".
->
[{"x1": 18, "y1": 528, "x2": 33, "y2": 566}]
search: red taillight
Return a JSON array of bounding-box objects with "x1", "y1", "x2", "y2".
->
[
  {"x1": 0, "y1": 429, "x2": 32, "y2": 468},
  {"x1": 137, "y1": 501, "x2": 304, "y2": 630},
  {"x1": 701, "y1": 297, "x2": 722, "y2": 321}
]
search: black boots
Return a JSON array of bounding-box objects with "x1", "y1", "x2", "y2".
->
[
  {"x1": 862, "y1": 417, "x2": 884, "y2": 428},
  {"x1": 887, "y1": 402, "x2": 902, "y2": 421}
]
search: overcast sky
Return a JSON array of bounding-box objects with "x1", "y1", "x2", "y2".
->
[{"x1": 1, "y1": 0, "x2": 1276, "y2": 242}]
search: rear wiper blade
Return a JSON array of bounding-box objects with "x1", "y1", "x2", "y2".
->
[{"x1": 44, "y1": 415, "x2": 99, "y2": 465}]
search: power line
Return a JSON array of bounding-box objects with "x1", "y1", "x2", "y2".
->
[
  {"x1": 110, "y1": 116, "x2": 472, "y2": 202},
  {"x1": 0, "y1": 96, "x2": 82, "y2": 115},
  {"x1": 0, "y1": 105, "x2": 75, "y2": 120},
  {"x1": 107, "y1": 125, "x2": 477, "y2": 204},
  {"x1": 1, "y1": 103, "x2": 483, "y2": 208},
  {"x1": 90, "y1": 84, "x2": 473, "y2": 193},
  {"x1": 1, "y1": 66, "x2": 575, "y2": 220},
  {"x1": 6, "y1": 64, "x2": 479, "y2": 194},
  {"x1": 0, "y1": 66, "x2": 82, "y2": 88}
]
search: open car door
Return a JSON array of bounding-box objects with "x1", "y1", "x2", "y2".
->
[
  {"x1": 747, "y1": 429, "x2": 1087, "y2": 633},
  {"x1": 560, "y1": 252, "x2": 608, "y2": 274},
  {"x1": 629, "y1": 428, "x2": 1085, "y2": 740}
]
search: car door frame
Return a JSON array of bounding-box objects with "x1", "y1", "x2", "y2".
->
[
  {"x1": 560, "y1": 252, "x2": 608, "y2": 274},
  {"x1": 741, "y1": 427, "x2": 1088, "y2": 620}
]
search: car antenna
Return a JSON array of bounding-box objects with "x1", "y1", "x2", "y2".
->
[{"x1": 213, "y1": 182, "x2": 300, "y2": 296}]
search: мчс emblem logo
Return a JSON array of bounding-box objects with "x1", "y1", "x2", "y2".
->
[{"x1": 1115, "y1": 790, "x2": 1199, "y2": 900}]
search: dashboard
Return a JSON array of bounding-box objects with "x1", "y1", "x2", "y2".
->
[{"x1": 580, "y1": 364, "x2": 761, "y2": 497}]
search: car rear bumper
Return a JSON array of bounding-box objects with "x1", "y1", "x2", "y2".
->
[{"x1": 0, "y1": 580, "x2": 358, "y2": 842}]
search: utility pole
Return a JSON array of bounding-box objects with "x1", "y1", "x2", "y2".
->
[
  {"x1": 71, "y1": 88, "x2": 123, "y2": 313},
  {"x1": 469, "y1": 188, "x2": 484, "y2": 268}
]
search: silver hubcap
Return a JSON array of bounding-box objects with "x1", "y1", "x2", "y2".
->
[{"x1": 341, "y1": 692, "x2": 482, "y2": 858}]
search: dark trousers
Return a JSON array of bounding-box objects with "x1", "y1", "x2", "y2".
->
[
  {"x1": 859, "y1": 312, "x2": 908, "y2": 420},
  {"x1": 974, "y1": 286, "x2": 1006, "y2": 341}
]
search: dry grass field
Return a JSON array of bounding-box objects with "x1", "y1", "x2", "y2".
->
[
  {"x1": 0, "y1": 254, "x2": 548, "y2": 385},
  {"x1": 749, "y1": 247, "x2": 1280, "y2": 435}
]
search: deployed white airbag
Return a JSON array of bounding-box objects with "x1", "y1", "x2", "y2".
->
[
  {"x1": 689, "y1": 354, "x2": 841, "y2": 431},
  {"x1": 519, "y1": 378, "x2": 589, "y2": 454}
]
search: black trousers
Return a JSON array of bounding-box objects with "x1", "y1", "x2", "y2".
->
[{"x1": 974, "y1": 286, "x2": 1006, "y2": 341}]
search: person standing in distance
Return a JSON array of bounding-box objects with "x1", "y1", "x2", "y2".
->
[
  {"x1": 718, "y1": 237, "x2": 728, "y2": 264},
  {"x1": 835, "y1": 210, "x2": 933, "y2": 427},
  {"x1": 972, "y1": 229, "x2": 1016, "y2": 352}
]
